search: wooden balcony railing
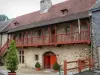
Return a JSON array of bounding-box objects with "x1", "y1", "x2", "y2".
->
[
  {"x1": 0, "y1": 41, "x2": 9, "y2": 56},
  {"x1": 64, "y1": 58, "x2": 94, "y2": 75},
  {"x1": 14, "y1": 30, "x2": 90, "y2": 47},
  {"x1": 0, "y1": 30, "x2": 90, "y2": 56}
]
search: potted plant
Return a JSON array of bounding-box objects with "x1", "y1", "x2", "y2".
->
[
  {"x1": 35, "y1": 62, "x2": 41, "y2": 71},
  {"x1": 6, "y1": 40, "x2": 18, "y2": 75},
  {"x1": 53, "y1": 62, "x2": 60, "y2": 72}
]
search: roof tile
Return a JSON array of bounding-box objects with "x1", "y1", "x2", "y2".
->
[{"x1": 9, "y1": 0, "x2": 96, "y2": 29}]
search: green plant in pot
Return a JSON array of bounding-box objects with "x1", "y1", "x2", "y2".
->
[
  {"x1": 53, "y1": 62, "x2": 60, "y2": 72},
  {"x1": 35, "y1": 62, "x2": 41, "y2": 71},
  {"x1": 6, "y1": 40, "x2": 18, "y2": 75}
]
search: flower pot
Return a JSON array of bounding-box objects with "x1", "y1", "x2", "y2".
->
[
  {"x1": 54, "y1": 70, "x2": 58, "y2": 72},
  {"x1": 8, "y1": 72, "x2": 16, "y2": 75},
  {"x1": 36, "y1": 68, "x2": 40, "y2": 71}
]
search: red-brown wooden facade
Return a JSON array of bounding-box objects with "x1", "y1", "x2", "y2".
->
[
  {"x1": 10, "y1": 19, "x2": 90, "y2": 47},
  {"x1": 0, "y1": 18, "x2": 91, "y2": 56}
]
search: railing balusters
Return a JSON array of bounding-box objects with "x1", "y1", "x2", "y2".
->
[
  {"x1": 0, "y1": 40, "x2": 9, "y2": 56},
  {"x1": 13, "y1": 30, "x2": 90, "y2": 47}
]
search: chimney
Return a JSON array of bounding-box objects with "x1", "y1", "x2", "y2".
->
[{"x1": 40, "y1": 0, "x2": 52, "y2": 13}]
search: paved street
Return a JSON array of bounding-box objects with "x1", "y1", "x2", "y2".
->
[
  {"x1": 74, "y1": 70, "x2": 100, "y2": 75},
  {"x1": 0, "y1": 72, "x2": 4, "y2": 75},
  {"x1": 1, "y1": 66, "x2": 100, "y2": 75},
  {"x1": 0, "y1": 66, "x2": 57, "y2": 75}
]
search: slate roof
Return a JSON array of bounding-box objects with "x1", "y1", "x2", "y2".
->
[
  {"x1": 9, "y1": 0, "x2": 96, "y2": 33},
  {"x1": 0, "y1": 19, "x2": 14, "y2": 33},
  {"x1": 0, "y1": 21, "x2": 5, "y2": 27},
  {"x1": 91, "y1": 0, "x2": 100, "y2": 10}
]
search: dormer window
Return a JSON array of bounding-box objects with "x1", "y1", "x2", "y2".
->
[
  {"x1": 14, "y1": 22, "x2": 19, "y2": 26},
  {"x1": 61, "y1": 9, "x2": 68, "y2": 14}
]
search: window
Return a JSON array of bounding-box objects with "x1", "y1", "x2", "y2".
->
[
  {"x1": 35, "y1": 55, "x2": 39, "y2": 60},
  {"x1": 14, "y1": 21, "x2": 19, "y2": 26},
  {"x1": 19, "y1": 50, "x2": 24, "y2": 63},
  {"x1": 19, "y1": 51, "x2": 21, "y2": 63},
  {"x1": 66, "y1": 25, "x2": 70, "y2": 33},
  {"x1": 37, "y1": 29, "x2": 42, "y2": 36},
  {"x1": 61, "y1": 9, "x2": 68, "y2": 14}
]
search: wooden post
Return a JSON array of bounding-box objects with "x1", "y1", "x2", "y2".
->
[
  {"x1": 21, "y1": 32, "x2": 23, "y2": 46},
  {"x1": 31, "y1": 31, "x2": 33, "y2": 45},
  {"x1": 7, "y1": 34, "x2": 9, "y2": 47},
  {"x1": 88, "y1": 23, "x2": 90, "y2": 41},
  {"x1": 54, "y1": 25, "x2": 57, "y2": 44},
  {"x1": 48, "y1": 26, "x2": 51, "y2": 44},
  {"x1": 78, "y1": 59, "x2": 81, "y2": 73},
  {"x1": 70, "y1": 24, "x2": 73, "y2": 42},
  {"x1": 86, "y1": 21, "x2": 90, "y2": 43},
  {"x1": 42, "y1": 28, "x2": 44, "y2": 44},
  {"x1": 23, "y1": 32, "x2": 25, "y2": 46},
  {"x1": 64, "y1": 60, "x2": 67, "y2": 75},
  {"x1": 89, "y1": 58, "x2": 92, "y2": 70},
  {"x1": 26, "y1": 31, "x2": 28, "y2": 45}
]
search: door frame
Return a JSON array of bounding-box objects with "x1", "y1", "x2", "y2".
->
[{"x1": 43, "y1": 51, "x2": 57, "y2": 69}]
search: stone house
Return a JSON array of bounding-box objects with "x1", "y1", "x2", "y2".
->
[
  {"x1": 91, "y1": 0, "x2": 100, "y2": 69},
  {"x1": 0, "y1": 19, "x2": 14, "y2": 65},
  {"x1": 0, "y1": 0, "x2": 96, "y2": 69}
]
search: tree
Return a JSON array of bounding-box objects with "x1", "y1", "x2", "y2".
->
[
  {"x1": 6, "y1": 40, "x2": 18, "y2": 73},
  {"x1": 0, "y1": 14, "x2": 9, "y2": 21}
]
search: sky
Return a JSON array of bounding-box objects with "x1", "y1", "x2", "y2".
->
[{"x1": 0, "y1": 0, "x2": 65, "y2": 19}]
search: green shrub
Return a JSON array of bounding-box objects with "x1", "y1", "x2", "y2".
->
[
  {"x1": 6, "y1": 40, "x2": 18, "y2": 72},
  {"x1": 35, "y1": 62, "x2": 40, "y2": 68},
  {"x1": 53, "y1": 62, "x2": 60, "y2": 70}
]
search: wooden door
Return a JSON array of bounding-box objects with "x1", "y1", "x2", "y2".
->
[
  {"x1": 44, "y1": 56, "x2": 50, "y2": 69},
  {"x1": 50, "y1": 55, "x2": 57, "y2": 68}
]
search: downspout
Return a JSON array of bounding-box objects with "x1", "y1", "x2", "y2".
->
[{"x1": 78, "y1": 19, "x2": 81, "y2": 33}]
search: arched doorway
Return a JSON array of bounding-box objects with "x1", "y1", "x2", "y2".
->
[{"x1": 43, "y1": 51, "x2": 57, "y2": 69}]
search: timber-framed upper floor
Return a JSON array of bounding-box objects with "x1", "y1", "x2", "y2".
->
[
  {"x1": 9, "y1": 18, "x2": 90, "y2": 47},
  {"x1": 0, "y1": 0, "x2": 95, "y2": 56}
]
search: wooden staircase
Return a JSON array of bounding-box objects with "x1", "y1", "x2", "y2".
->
[{"x1": 0, "y1": 41, "x2": 9, "y2": 57}]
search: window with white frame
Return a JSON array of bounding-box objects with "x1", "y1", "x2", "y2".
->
[{"x1": 19, "y1": 50, "x2": 24, "y2": 64}]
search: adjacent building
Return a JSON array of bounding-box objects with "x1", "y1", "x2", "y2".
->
[
  {"x1": 91, "y1": 0, "x2": 100, "y2": 69},
  {"x1": 0, "y1": 19, "x2": 14, "y2": 65}
]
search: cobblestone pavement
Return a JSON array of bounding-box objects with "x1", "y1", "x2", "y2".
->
[
  {"x1": 1, "y1": 66, "x2": 100, "y2": 75},
  {"x1": 0, "y1": 66, "x2": 57, "y2": 75},
  {"x1": 0, "y1": 72, "x2": 5, "y2": 75},
  {"x1": 74, "y1": 70, "x2": 100, "y2": 75}
]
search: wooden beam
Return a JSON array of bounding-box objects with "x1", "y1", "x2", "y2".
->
[
  {"x1": 86, "y1": 21, "x2": 90, "y2": 42},
  {"x1": 64, "y1": 60, "x2": 67, "y2": 75},
  {"x1": 70, "y1": 24, "x2": 73, "y2": 42},
  {"x1": 54, "y1": 25, "x2": 57, "y2": 44},
  {"x1": 42, "y1": 28, "x2": 44, "y2": 44},
  {"x1": 48, "y1": 26, "x2": 51, "y2": 44},
  {"x1": 31, "y1": 31, "x2": 33, "y2": 44}
]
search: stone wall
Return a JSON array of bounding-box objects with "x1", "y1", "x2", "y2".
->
[
  {"x1": 18, "y1": 44, "x2": 91, "y2": 69},
  {"x1": 1, "y1": 33, "x2": 8, "y2": 47}
]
